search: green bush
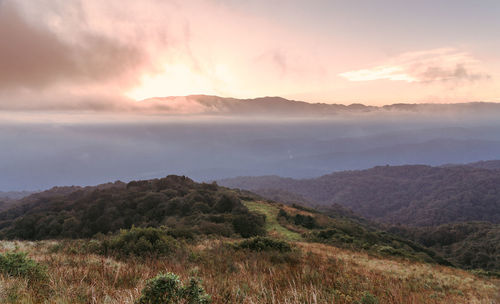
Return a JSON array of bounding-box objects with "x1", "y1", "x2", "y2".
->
[
  {"x1": 376, "y1": 245, "x2": 404, "y2": 256},
  {"x1": 0, "y1": 251, "x2": 48, "y2": 283},
  {"x1": 136, "y1": 272, "x2": 210, "y2": 304},
  {"x1": 360, "y1": 292, "x2": 379, "y2": 304},
  {"x1": 278, "y1": 209, "x2": 320, "y2": 229},
  {"x1": 232, "y1": 213, "x2": 266, "y2": 238},
  {"x1": 103, "y1": 227, "x2": 179, "y2": 258},
  {"x1": 236, "y1": 237, "x2": 292, "y2": 253},
  {"x1": 183, "y1": 277, "x2": 211, "y2": 304}
]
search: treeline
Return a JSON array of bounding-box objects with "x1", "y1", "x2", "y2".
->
[
  {"x1": 0, "y1": 176, "x2": 265, "y2": 240},
  {"x1": 220, "y1": 165, "x2": 500, "y2": 226},
  {"x1": 388, "y1": 222, "x2": 500, "y2": 272},
  {"x1": 275, "y1": 207, "x2": 451, "y2": 266}
]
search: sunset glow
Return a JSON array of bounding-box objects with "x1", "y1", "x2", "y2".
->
[
  {"x1": 125, "y1": 63, "x2": 221, "y2": 101},
  {"x1": 2, "y1": 3, "x2": 500, "y2": 301},
  {"x1": 1, "y1": 0, "x2": 500, "y2": 107}
]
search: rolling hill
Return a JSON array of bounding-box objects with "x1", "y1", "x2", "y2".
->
[
  {"x1": 0, "y1": 176, "x2": 267, "y2": 239},
  {"x1": 0, "y1": 175, "x2": 498, "y2": 303},
  {"x1": 0, "y1": 175, "x2": 448, "y2": 266},
  {"x1": 219, "y1": 165, "x2": 500, "y2": 226},
  {"x1": 220, "y1": 165, "x2": 500, "y2": 271}
]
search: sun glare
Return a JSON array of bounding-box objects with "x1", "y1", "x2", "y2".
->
[{"x1": 125, "y1": 63, "x2": 219, "y2": 101}]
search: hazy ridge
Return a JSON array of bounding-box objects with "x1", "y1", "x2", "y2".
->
[{"x1": 140, "y1": 95, "x2": 500, "y2": 116}]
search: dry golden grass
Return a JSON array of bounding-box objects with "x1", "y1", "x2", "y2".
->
[{"x1": 0, "y1": 239, "x2": 498, "y2": 304}]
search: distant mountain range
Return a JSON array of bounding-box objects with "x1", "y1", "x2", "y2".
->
[
  {"x1": 0, "y1": 191, "x2": 34, "y2": 201},
  {"x1": 219, "y1": 164, "x2": 500, "y2": 226},
  {"x1": 140, "y1": 95, "x2": 500, "y2": 116},
  {"x1": 0, "y1": 191, "x2": 35, "y2": 211},
  {"x1": 465, "y1": 160, "x2": 500, "y2": 170}
]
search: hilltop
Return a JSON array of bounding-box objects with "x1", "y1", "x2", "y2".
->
[{"x1": 0, "y1": 176, "x2": 266, "y2": 239}]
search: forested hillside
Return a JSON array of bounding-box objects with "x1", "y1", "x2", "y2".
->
[
  {"x1": 0, "y1": 176, "x2": 266, "y2": 239},
  {"x1": 388, "y1": 222, "x2": 500, "y2": 272},
  {"x1": 220, "y1": 165, "x2": 500, "y2": 226}
]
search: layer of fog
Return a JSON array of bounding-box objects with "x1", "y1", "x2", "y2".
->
[{"x1": 2, "y1": 112, "x2": 500, "y2": 191}]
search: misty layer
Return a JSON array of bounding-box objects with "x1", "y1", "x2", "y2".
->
[{"x1": 2, "y1": 116, "x2": 500, "y2": 191}]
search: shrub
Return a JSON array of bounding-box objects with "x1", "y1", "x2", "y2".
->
[
  {"x1": 278, "y1": 209, "x2": 289, "y2": 219},
  {"x1": 278, "y1": 209, "x2": 320, "y2": 229},
  {"x1": 85, "y1": 239, "x2": 104, "y2": 254},
  {"x1": 183, "y1": 277, "x2": 211, "y2": 304},
  {"x1": 165, "y1": 228, "x2": 197, "y2": 240},
  {"x1": 376, "y1": 245, "x2": 404, "y2": 256},
  {"x1": 0, "y1": 251, "x2": 48, "y2": 283},
  {"x1": 232, "y1": 213, "x2": 266, "y2": 238},
  {"x1": 103, "y1": 227, "x2": 179, "y2": 258},
  {"x1": 236, "y1": 237, "x2": 292, "y2": 253},
  {"x1": 136, "y1": 272, "x2": 210, "y2": 304},
  {"x1": 214, "y1": 194, "x2": 239, "y2": 213},
  {"x1": 293, "y1": 214, "x2": 318, "y2": 229},
  {"x1": 360, "y1": 292, "x2": 379, "y2": 304},
  {"x1": 198, "y1": 221, "x2": 233, "y2": 237}
]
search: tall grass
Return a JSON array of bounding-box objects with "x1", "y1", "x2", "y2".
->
[{"x1": 0, "y1": 239, "x2": 498, "y2": 304}]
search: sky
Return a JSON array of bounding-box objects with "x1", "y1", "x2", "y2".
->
[
  {"x1": 1, "y1": 0, "x2": 500, "y2": 109},
  {"x1": 2, "y1": 0, "x2": 500, "y2": 190}
]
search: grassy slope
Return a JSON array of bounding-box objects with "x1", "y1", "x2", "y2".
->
[
  {"x1": 249, "y1": 200, "x2": 451, "y2": 267},
  {"x1": 0, "y1": 200, "x2": 498, "y2": 303},
  {"x1": 243, "y1": 201, "x2": 302, "y2": 241},
  {"x1": 0, "y1": 240, "x2": 498, "y2": 304}
]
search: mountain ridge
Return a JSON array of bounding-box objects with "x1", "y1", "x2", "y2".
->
[{"x1": 139, "y1": 95, "x2": 500, "y2": 116}]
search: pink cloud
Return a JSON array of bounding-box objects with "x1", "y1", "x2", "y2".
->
[{"x1": 339, "y1": 48, "x2": 490, "y2": 83}]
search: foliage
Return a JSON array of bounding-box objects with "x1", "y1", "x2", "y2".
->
[
  {"x1": 231, "y1": 213, "x2": 266, "y2": 238},
  {"x1": 305, "y1": 219, "x2": 451, "y2": 266},
  {"x1": 249, "y1": 201, "x2": 450, "y2": 266},
  {"x1": 220, "y1": 165, "x2": 500, "y2": 226},
  {"x1": 360, "y1": 292, "x2": 379, "y2": 304},
  {"x1": 136, "y1": 272, "x2": 210, "y2": 304},
  {"x1": 278, "y1": 208, "x2": 319, "y2": 229},
  {"x1": 389, "y1": 221, "x2": 500, "y2": 271},
  {"x1": 0, "y1": 251, "x2": 48, "y2": 283},
  {"x1": 236, "y1": 237, "x2": 292, "y2": 253},
  {"x1": 0, "y1": 176, "x2": 265, "y2": 239},
  {"x1": 103, "y1": 227, "x2": 179, "y2": 258}
]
